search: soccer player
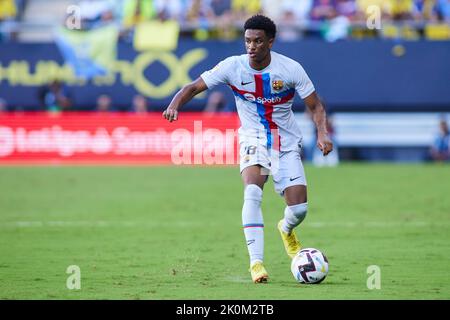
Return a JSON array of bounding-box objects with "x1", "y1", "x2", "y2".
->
[{"x1": 163, "y1": 14, "x2": 333, "y2": 283}]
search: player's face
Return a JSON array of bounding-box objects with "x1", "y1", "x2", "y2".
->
[{"x1": 244, "y1": 29, "x2": 274, "y2": 63}]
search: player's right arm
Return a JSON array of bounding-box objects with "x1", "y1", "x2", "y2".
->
[
  {"x1": 163, "y1": 57, "x2": 234, "y2": 122},
  {"x1": 162, "y1": 77, "x2": 208, "y2": 122}
]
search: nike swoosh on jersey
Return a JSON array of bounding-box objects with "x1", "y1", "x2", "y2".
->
[
  {"x1": 241, "y1": 81, "x2": 252, "y2": 86},
  {"x1": 290, "y1": 176, "x2": 301, "y2": 181}
]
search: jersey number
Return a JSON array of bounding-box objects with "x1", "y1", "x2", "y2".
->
[{"x1": 246, "y1": 146, "x2": 257, "y2": 155}]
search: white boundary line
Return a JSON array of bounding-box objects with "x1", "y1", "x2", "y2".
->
[{"x1": 0, "y1": 221, "x2": 446, "y2": 228}]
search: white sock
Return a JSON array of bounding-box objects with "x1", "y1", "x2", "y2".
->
[
  {"x1": 281, "y1": 203, "x2": 308, "y2": 234},
  {"x1": 242, "y1": 184, "x2": 264, "y2": 267}
]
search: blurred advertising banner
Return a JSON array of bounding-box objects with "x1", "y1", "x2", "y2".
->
[
  {"x1": 1, "y1": 40, "x2": 450, "y2": 111},
  {"x1": 0, "y1": 113, "x2": 240, "y2": 165}
]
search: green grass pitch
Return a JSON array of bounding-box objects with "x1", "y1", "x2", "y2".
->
[{"x1": 0, "y1": 164, "x2": 449, "y2": 299}]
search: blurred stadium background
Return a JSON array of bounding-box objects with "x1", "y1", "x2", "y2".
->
[
  {"x1": 1, "y1": 0, "x2": 450, "y2": 300},
  {"x1": 0, "y1": 0, "x2": 449, "y2": 164}
]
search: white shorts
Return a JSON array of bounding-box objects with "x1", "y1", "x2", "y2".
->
[{"x1": 239, "y1": 138, "x2": 307, "y2": 195}]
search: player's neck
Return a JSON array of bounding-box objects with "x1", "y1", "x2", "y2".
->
[{"x1": 249, "y1": 51, "x2": 271, "y2": 71}]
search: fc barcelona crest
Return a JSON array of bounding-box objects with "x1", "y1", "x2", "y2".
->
[{"x1": 272, "y1": 80, "x2": 283, "y2": 91}]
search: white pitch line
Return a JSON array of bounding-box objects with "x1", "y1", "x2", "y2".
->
[
  {"x1": 0, "y1": 221, "x2": 215, "y2": 228},
  {"x1": 0, "y1": 220, "x2": 447, "y2": 228},
  {"x1": 224, "y1": 275, "x2": 252, "y2": 283}
]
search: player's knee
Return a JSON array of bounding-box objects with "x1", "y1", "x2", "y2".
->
[
  {"x1": 288, "y1": 202, "x2": 308, "y2": 223},
  {"x1": 244, "y1": 184, "x2": 263, "y2": 202},
  {"x1": 242, "y1": 175, "x2": 266, "y2": 189}
]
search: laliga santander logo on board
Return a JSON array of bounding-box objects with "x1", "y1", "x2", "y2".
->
[
  {"x1": 0, "y1": 126, "x2": 173, "y2": 157},
  {"x1": 0, "y1": 113, "x2": 280, "y2": 167},
  {"x1": 0, "y1": 113, "x2": 245, "y2": 165}
]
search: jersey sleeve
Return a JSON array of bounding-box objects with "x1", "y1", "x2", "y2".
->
[
  {"x1": 293, "y1": 63, "x2": 315, "y2": 99},
  {"x1": 200, "y1": 57, "x2": 235, "y2": 89}
]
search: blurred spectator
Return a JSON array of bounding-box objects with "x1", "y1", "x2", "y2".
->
[
  {"x1": 420, "y1": 0, "x2": 450, "y2": 39},
  {"x1": 209, "y1": 0, "x2": 232, "y2": 18},
  {"x1": 38, "y1": 81, "x2": 73, "y2": 112},
  {"x1": 260, "y1": 0, "x2": 284, "y2": 22},
  {"x1": 355, "y1": 0, "x2": 392, "y2": 21},
  {"x1": 388, "y1": 0, "x2": 415, "y2": 21},
  {"x1": 384, "y1": 1, "x2": 420, "y2": 39},
  {"x1": 96, "y1": 94, "x2": 113, "y2": 112},
  {"x1": 414, "y1": 0, "x2": 439, "y2": 21},
  {"x1": 0, "y1": 98, "x2": 7, "y2": 112},
  {"x1": 277, "y1": 10, "x2": 303, "y2": 41},
  {"x1": 0, "y1": 0, "x2": 18, "y2": 41},
  {"x1": 72, "y1": 0, "x2": 115, "y2": 30},
  {"x1": 324, "y1": 15, "x2": 351, "y2": 41},
  {"x1": 310, "y1": 0, "x2": 351, "y2": 41},
  {"x1": 430, "y1": 118, "x2": 450, "y2": 162},
  {"x1": 122, "y1": 0, "x2": 157, "y2": 29},
  {"x1": 311, "y1": 0, "x2": 338, "y2": 21},
  {"x1": 287, "y1": 0, "x2": 314, "y2": 22},
  {"x1": 186, "y1": 0, "x2": 214, "y2": 40},
  {"x1": 120, "y1": 0, "x2": 158, "y2": 41},
  {"x1": 208, "y1": 0, "x2": 237, "y2": 40},
  {"x1": 437, "y1": 0, "x2": 450, "y2": 22},
  {"x1": 131, "y1": 94, "x2": 149, "y2": 113},
  {"x1": 275, "y1": 0, "x2": 313, "y2": 41},
  {"x1": 186, "y1": 0, "x2": 208, "y2": 21},
  {"x1": 336, "y1": 0, "x2": 358, "y2": 19},
  {"x1": 231, "y1": 0, "x2": 262, "y2": 22},
  {"x1": 0, "y1": 0, "x2": 17, "y2": 20},
  {"x1": 355, "y1": 0, "x2": 414, "y2": 21},
  {"x1": 15, "y1": 0, "x2": 27, "y2": 20},
  {"x1": 203, "y1": 91, "x2": 234, "y2": 112},
  {"x1": 155, "y1": 0, "x2": 185, "y2": 21}
]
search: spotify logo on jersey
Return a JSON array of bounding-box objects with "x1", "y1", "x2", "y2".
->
[
  {"x1": 243, "y1": 93, "x2": 281, "y2": 104},
  {"x1": 244, "y1": 93, "x2": 256, "y2": 102}
]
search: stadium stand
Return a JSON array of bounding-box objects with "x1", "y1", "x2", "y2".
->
[{"x1": 2, "y1": 0, "x2": 449, "y2": 42}]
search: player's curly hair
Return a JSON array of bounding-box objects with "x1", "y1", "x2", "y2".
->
[{"x1": 244, "y1": 14, "x2": 277, "y2": 39}]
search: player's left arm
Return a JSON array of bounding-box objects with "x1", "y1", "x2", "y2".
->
[{"x1": 303, "y1": 92, "x2": 333, "y2": 156}]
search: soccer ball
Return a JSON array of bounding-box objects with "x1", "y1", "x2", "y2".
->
[{"x1": 291, "y1": 248, "x2": 329, "y2": 284}]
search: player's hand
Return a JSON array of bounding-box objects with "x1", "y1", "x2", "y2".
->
[
  {"x1": 162, "y1": 107, "x2": 178, "y2": 122},
  {"x1": 317, "y1": 133, "x2": 333, "y2": 156}
]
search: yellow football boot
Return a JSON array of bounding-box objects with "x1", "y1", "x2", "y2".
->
[
  {"x1": 250, "y1": 262, "x2": 269, "y2": 283},
  {"x1": 277, "y1": 220, "x2": 302, "y2": 259}
]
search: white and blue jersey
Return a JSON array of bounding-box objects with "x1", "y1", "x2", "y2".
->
[{"x1": 200, "y1": 51, "x2": 315, "y2": 152}]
